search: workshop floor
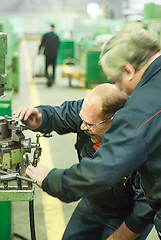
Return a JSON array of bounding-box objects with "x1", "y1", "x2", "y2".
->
[{"x1": 12, "y1": 39, "x2": 158, "y2": 240}]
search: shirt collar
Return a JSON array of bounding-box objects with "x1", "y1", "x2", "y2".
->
[{"x1": 136, "y1": 55, "x2": 161, "y2": 90}]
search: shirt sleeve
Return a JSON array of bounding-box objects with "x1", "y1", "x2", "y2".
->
[
  {"x1": 41, "y1": 108, "x2": 149, "y2": 203},
  {"x1": 42, "y1": 168, "x2": 80, "y2": 202},
  {"x1": 35, "y1": 99, "x2": 83, "y2": 134},
  {"x1": 124, "y1": 172, "x2": 155, "y2": 233}
]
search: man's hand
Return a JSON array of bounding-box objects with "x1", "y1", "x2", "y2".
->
[
  {"x1": 13, "y1": 106, "x2": 42, "y2": 130},
  {"x1": 25, "y1": 165, "x2": 49, "y2": 187},
  {"x1": 106, "y1": 222, "x2": 140, "y2": 240}
]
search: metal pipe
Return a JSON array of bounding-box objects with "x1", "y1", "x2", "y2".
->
[
  {"x1": 0, "y1": 169, "x2": 37, "y2": 183},
  {"x1": 29, "y1": 200, "x2": 36, "y2": 240}
]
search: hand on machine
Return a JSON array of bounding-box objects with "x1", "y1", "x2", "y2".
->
[
  {"x1": 0, "y1": 116, "x2": 42, "y2": 193},
  {"x1": 13, "y1": 107, "x2": 52, "y2": 188}
]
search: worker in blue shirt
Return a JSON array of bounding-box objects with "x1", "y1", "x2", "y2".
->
[{"x1": 14, "y1": 83, "x2": 155, "y2": 240}]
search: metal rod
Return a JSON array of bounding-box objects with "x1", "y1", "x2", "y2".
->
[
  {"x1": 0, "y1": 169, "x2": 37, "y2": 184},
  {"x1": 17, "y1": 175, "x2": 37, "y2": 184}
]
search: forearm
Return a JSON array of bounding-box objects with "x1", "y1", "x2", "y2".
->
[
  {"x1": 36, "y1": 100, "x2": 82, "y2": 134},
  {"x1": 42, "y1": 168, "x2": 80, "y2": 203},
  {"x1": 106, "y1": 222, "x2": 140, "y2": 240}
]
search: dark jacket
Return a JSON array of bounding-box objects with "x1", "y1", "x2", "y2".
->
[
  {"x1": 39, "y1": 31, "x2": 59, "y2": 58},
  {"x1": 35, "y1": 99, "x2": 155, "y2": 233},
  {"x1": 38, "y1": 56, "x2": 161, "y2": 212}
]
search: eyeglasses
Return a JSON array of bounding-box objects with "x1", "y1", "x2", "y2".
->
[{"x1": 79, "y1": 112, "x2": 106, "y2": 130}]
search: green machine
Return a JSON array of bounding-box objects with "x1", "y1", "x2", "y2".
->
[
  {"x1": 144, "y1": 3, "x2": 161, "y2": 20},
  {"x1": 0, "y1": 32, "x2": 12, "y2": 240},
  {"x1": 85, "y1": 49, "x2": 111, "y2": 88},
  {"x1": 0, "y1": 19, "x2": 20, "y2": 92},
  {"x1": 0, "y1": 32, "x2": 44, "y2": 240},
  {"x1": 143, "y1": 4, "x2": 161, "y2": 48},
  {"x1": 57, "y1": 40, "x2": 75, "y2": 64}
]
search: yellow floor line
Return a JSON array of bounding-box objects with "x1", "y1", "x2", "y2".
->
[{"x1": 22, "y1": 40, "x2": 65, "y2": 239}]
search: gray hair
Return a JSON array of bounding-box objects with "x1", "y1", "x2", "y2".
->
[{"x1": 100, "y1": 31, "x2": 160, "y2": 77}]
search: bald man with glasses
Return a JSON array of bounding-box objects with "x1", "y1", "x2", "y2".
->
[{"x1": 14, "y1": 84, "x2": 154, "y2": 240}]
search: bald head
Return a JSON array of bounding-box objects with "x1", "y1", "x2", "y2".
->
[
  {"x1": 80, "y1": 84, "x2": 128, "y2": 143},
  {"x1": 87, "y1": 83, "x2": 128, "y2": 118}
]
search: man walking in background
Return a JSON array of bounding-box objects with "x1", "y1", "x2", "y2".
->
[{"x1": 39, "y1": 24, "x2": 60, "y2": 87}]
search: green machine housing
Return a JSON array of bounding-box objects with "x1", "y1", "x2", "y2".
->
[{"x1": 0, "y1": 32, "x2": 41, "y2": 240}]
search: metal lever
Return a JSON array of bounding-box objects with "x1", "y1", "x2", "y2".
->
[
  {"x1": 0, "y1": 170, "x2": 37, "y2": 183},
  {"x1": 0, "y1": 173, "x2": 19, "y2": 181}
]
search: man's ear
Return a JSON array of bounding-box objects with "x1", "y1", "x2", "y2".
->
[{"x1": 123, "y1": 63, "x2": 135, "y2": 81}]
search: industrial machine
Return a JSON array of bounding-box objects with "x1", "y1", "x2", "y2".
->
[
  {"x1": 0, "y1": 32, "x2": 42, "y2": 240},
  {"x1": 0, "y1": 115, "x2": 42, "y2": 200},
  {"x1": 0, "y1": 116, "x2": 42, "y2": 240}
]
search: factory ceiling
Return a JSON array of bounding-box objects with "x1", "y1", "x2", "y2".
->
[
  {"x1": 0, "y1": 0, "x2": 123, "y2": 18},
  {"x1": 0, "y1": 0, "x2": 116, "y2": 11},
  {"x1": 0, "y1": 0, "x2": 160, "y2": 24},
  {"x1": 1, "y1": 0, "x2": 160, "y2": 12}
]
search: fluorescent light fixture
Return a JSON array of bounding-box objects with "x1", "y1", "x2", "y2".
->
[{"x1": 87, "y1": 3, "x2": 102, "y2": 19}]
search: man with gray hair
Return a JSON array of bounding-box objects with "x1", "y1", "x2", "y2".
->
[
  {"x1": 99, "y1": 31, "x2": 161, "y2": 238},
  {"x1": 15, "y1": 30, "x2": 161, "y2": 239}
]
